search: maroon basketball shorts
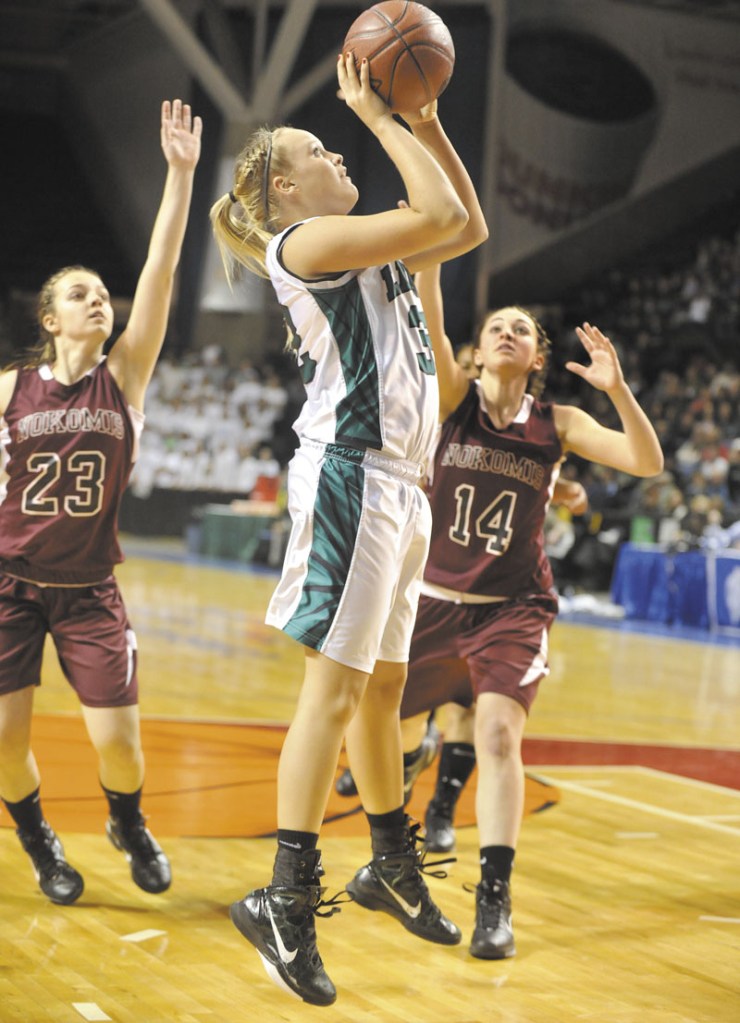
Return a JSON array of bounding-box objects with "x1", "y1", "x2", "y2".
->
[
  {"x1": 400, "y1": 592, "x2": 559, "y2": 718},
  {"x1": 0, "y1": 573, "x2": 139, "y2": 707}
]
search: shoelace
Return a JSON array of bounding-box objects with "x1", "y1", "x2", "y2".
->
[
  {"x1": 293, "y1": 888, "x2": 353, "y2": 971},
  {"x1": 24, "y1": 827, "x2": 63, "y2": 873},
  {"x1": 313, "y1": 888, "x2": 352, "y2": 919},
  {"x1": 32, "y1": 840, "x2": 63, "y2": 874},
  {"x1": 120, "y1": 820, "x2": 158, "y2": 857},
  {"x1": 408, "y1": 820, "x2": 456, "y2": 879}
]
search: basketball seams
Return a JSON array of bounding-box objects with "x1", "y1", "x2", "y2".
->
[
  {"x1": 348, "y1": 31, "x2": 453, "y2": 68},
  {"x1": 388, "y1": 51, "x2": 431, "y2": 106}
]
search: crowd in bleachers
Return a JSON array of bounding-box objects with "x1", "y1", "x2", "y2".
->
[
  {"x1": 128, "y1": 342, "x2": 295, "y2": 500},
  {"x1": 537, "y1": 207, "x2": 739, "y2": 589}
]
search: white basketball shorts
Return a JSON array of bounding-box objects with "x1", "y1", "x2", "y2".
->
[{"x1": 265, "y1": 440, "x2": 432, "y2": 673}]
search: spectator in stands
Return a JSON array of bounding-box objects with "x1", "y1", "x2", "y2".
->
[{"x1": 727, "y1": 439, "x2": 740, "y2": 512}]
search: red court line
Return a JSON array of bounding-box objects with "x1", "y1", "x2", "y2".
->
[{"x1": 523, "y1": 737, "x2": 740, "y2": 790}]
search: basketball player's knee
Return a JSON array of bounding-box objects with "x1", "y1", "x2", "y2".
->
[
  {"x1": 93, "y1": 730, "x2": 142, "y2": 770},
  {"x1": 477, "y1": 717, "x2": 517, "y2": 762},
  {"x1": 323, "y1": 679, "x2": 366, "y2": 729},
  {"x1": 368, "y1": 665, "x2": 407, "y2": 708}
]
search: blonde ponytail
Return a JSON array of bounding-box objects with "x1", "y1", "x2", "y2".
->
[{"x1": 209, "y1": 126, "x2": 285, "y2": 282}]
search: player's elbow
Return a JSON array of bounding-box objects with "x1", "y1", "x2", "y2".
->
[
  {"x1": 459, "y1": 218, "x2": 489, "y2": 256},
  {"x1": 635, "y1": 445, "x2": 665, "y2": 478},
  {"x1": 431, "y1": 197, "x2": 468, "y2": 237}
]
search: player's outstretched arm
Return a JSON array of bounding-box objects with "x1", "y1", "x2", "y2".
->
[
  {"x1": 415, "y1": 263, "x2": 470, "y2": 420},
  {"x1": 556, "y1": 323, "x2": 663, "y2": 478},
  {"x1": 109, "y1": 99, "x2": 202, "y2": 410}
]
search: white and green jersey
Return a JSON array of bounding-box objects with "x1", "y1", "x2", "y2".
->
[{"x1": 266, "y1": 220, "x2": 439, "y2": 468}]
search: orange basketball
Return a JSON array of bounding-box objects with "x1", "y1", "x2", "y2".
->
[{"x1": 343, "y1": 1, "x2": 455, "y2": 114}]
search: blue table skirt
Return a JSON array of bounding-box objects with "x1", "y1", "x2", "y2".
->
[{"x1": 610, "y1": 543, "x2": 709, "y2": 628}]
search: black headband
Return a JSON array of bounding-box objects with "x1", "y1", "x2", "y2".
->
[{"x1": 260, "y1": 135, "x2": 274, "y2": 222}]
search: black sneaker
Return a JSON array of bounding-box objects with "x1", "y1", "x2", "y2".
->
[
  {"x1": 230, "y1": 884, "x2": 341, "y2": 1006},
  {"x1": 106, "y1": 815, "x2": 171, "y2": 893},
  {"x1": 17, "y1": 822, "x2": 84, "y2": 905},
  {"x1": 347, "y1": 831, "x2": 461, "y2": 945},
  {"x1": 470, "y1": 880, "x2": 516, "y2": 959},
  {"x1": 403, "y1": 722, "x2": 440, "y2": 803},
  {"x1": 424, "y1": 796, "x2": 456, "y2": 853},
  {"x1": 334, "y1": 767, "x2": 357, "y2": 797}
]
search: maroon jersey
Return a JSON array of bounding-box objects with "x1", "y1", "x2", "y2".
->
[
  {"x1": 424, "y1": 380, "x2": 563, "y2": 599},
  {"x1": 0, "y1": 360, "x2": 138, "y2": 584}
]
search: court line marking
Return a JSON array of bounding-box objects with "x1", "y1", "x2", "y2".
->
[
  {"x1": 534, "y1": 762, "x2": 740, "y2": 797},
  {"x1": 636, "y1": 765, "x2": 740, "y2": 797},
  {"x1": 72, "y1": 1005, "x2": 112, "y2": 1022},
  {"x1": 534, "y1": 771, "x2": 740, "y2": 836},
  {"x1": 120, "y1": 929, "x2": 167, "y2": 942}
]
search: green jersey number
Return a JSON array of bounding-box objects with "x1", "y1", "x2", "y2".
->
[{"x1": 380, "y1": 262, "x2": 436, "y2": 376}]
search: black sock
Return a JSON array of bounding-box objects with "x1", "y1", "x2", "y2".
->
[
  {"x1": 276, "y1": 829, "x2": 318, "y2": 855},
  {"x1": 367, "y1": 806, "x2": 408, "y2": 856},
  {"x1": 102, "y1": 785, "x2": 142, "y2": 828},
  {"x1": 2, "y1": 787, "x2": 44, "y2": 833},
  {"x1": 272, "y1": 835, "x2": 321, "y2": 886},
  {"x1": 366, "y1": 806, "x2": 406, "y2": 831},
  {"x1": 432, "y1": 742, "x2": 476, "y2": 807},
  {"x1": 480, "y1": 845, "x2": 515, "y2": 887}
]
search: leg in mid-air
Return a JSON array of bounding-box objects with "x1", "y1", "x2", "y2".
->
[
  {"x1": 424, "y1": 701, "x2": 477, "y2": 853},
  {"x1": 0, "y1": 685, "x2": 84, "y2": 904},
  {"x1": 344, "y1": 661, "x2": 460, "y2": 947}
]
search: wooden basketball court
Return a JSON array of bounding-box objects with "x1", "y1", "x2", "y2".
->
[{"x1": 0, "y1": 541, "x2": 738, "y2": 1022}]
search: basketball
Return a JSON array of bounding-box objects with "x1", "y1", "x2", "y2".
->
[{"x1": 343, "y1": 1, "x2": 455, "y2": 114}]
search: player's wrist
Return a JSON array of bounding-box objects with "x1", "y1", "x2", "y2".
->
[
  {"x1": 408, "y1": 112, "x2": 441, "y2": 131},
  {"x1": 369, "y1": 111, "x2": 401, "y2": 137}
]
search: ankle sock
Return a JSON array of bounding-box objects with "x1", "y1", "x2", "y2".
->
[
  {"x1": 3, "y1": 787, "x2": 44, "y2": 833},
  {"x1": 432, "y1": 742, "x2": 476, "y2": 808},
  {"x1": 276, "y1": 829, "x2": 319, "y2": 855},
  {"x1": 367, "y1": 806, "x2": 408, "y2": 855},
  {"x1": 272, "y1": 837, "x2": 321, "y2": 886},
  {"x1": 480, "y1": 845, "x2": 515, "y2": 887},
  {"x1": 102, "y1": 785, "x2": 142, "y2": 828}
]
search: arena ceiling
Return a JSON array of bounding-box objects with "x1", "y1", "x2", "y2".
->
[{"x1": 2, "y1": 1, "x2": 740, "y2": 100}]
